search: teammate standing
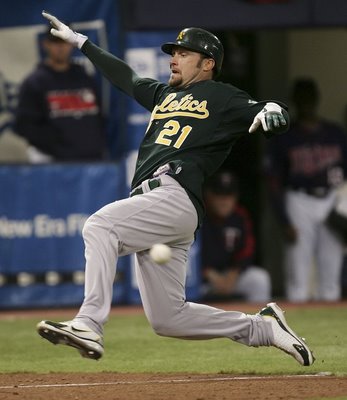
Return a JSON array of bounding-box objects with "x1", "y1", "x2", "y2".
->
[
  {"x1": 265, "y1": 78, "x2": 347, "y2": 302},
  {"x1": 15, "y1": 26, "x2": 105, "y2": 162},
  {"x1": 37, "y1": 12, "x2": 314, "y2": 366}
]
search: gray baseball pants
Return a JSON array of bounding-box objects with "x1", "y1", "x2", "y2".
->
[
  {"x1": 75, "y1": 174, "x2": 273, "y2": 347},
  {"x1": 285, "y1": 190, "x2": 343, "y2": 301}
]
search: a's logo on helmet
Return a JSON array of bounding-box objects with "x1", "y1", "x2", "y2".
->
[{"x1": 177, "y1": 30, "x2": 185, "y2": 41}]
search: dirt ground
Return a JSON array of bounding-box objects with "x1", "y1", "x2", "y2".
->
[{"x1": 0, "y1": 372, "x2": 347, "y2": 400}]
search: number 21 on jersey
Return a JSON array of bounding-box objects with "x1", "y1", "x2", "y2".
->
[{"x1": 155, "y1": 120, "x2": 192, "y2": 149}]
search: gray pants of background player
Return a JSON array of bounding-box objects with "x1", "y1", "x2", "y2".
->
[
  {"x1": 285, "y1": 190, "x2": 344, "y2": 302},
  {"x1": 75, "y1": 174, "x2": 274, "y2": 347}
]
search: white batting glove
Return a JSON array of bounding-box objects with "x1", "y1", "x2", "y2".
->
[
  {"x1": 42, "y1": 11, "x2": 88, "y2": 49},
  {"x1": 249, "y1": 102, "x2": 287, "y2": 133}
]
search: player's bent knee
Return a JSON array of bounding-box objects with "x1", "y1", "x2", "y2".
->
[
  {"x1": 148, "y1": 314, "x2": 181, "y2": 337},
  {"x1": 150, "y1": 319, "x2": 174, "y2": 337},
  {"x1": 243, "y1": 268, "x2": 271, "y2": 302},
  {"x1": 256, "y1": 269, "x2": 271, "y2": 290},
  {"x1": 82, "y1": 213, "x2": 106, "y2": 239},
  {"x1": 151, "y1": 324, "x2": 170, "y2": 337},
  {"x1": 82, "y1": 215, "x2": 96, "y2": 238}
]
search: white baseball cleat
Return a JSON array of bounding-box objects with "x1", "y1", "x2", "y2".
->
[
  {"x1": 37, "y1": 320, "x2": 104, "y2": 360},
  {"x1": 259, "y1": 302, "x2": 315, "y2": 366}
]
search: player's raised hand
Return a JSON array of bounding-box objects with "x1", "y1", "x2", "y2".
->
[
  {"x1": 42, "y1": 11, "x2": 88, "y2": 49},
  {"x1": 249, "y1": 102, "x2": 287, "y2": 133}
]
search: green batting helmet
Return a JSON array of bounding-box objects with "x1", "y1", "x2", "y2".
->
[{"x1": 161, "y1": 27, "x2": 224, "y2": 75}]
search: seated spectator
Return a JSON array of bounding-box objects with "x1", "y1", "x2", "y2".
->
[
  {"x1": 14, "y1": 27, "x2": 106, "y2": 162},
  {"x1": 0, "y1": 70, "x2": 28, "y2": 162},
  {"x1": 201, "y1": 171, "x2": 271, "y2": 302}
]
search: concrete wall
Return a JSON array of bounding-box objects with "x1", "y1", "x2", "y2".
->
[
  {"x1": 257, "y1": 28, "x2": 347, "y2": 126},
  {"x1": 288, "y1": 28, "x2": 347, "y2": 126},
  {"x1": 256, "y1": 30, "x2": 289, "y2": 102}
]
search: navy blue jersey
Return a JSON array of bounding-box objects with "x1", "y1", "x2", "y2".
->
[
  {"x1": 265, "y1": 120, "x2": 347, "y2": 224},
  {"x1": 266, "y1": 120, "x2": 347, "y2": 189},
  {"x1": 15, "y1": 62, "x2": 105, "y2": 160},
  {"x1": 201, "y1": 205, "x2": 255, "y2": 273}
]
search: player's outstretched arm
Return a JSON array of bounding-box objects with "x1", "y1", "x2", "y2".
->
[
  {"x1": 42, "y1": 11, "x2": 139, "y2": 97},
  {"x1": 249, "y1": 102, "x2": 289, "y2": 135}
]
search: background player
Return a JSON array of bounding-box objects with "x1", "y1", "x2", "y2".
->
[
  {"x1": 265, "y1": 78, "x2": 347, "y2": 302},
  {"x1": 202, "y1": 171, "x2": 271, "y2": 302},
  {"x1": 37, "y1": 12, "x2": 314, "y2": 367},
  {"x1": 15, "y1": 26, "x2": 105, "y2": 162}
]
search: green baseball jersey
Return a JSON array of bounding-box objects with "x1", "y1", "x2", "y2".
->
[
  {"x1": 81, "y1": 41, "x2": 288, "y2": 226},
  {"x1": 132, "y1": 78, "x2": 271, "y2": 224}
]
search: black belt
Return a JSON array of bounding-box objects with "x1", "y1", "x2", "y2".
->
[
  {"x1": 130, "y1": 178, "x2": 161, "y2": 197},
  {"x1": 291, "y1": 187, "x2": 330, "y2": 198}
]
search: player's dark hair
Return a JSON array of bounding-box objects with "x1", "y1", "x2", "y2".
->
[{"x1": 292, "y1": 78, "x2": 320, "y2": 106}]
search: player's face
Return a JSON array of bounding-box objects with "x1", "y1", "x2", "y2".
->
[
  {"x1": 168, "y1": 46, "x2": 214, "y2": 88},
  {"x1": 205, "y1": 192, "x2": 238, "y2": 219},
  {"x1": 43, "y1": 39, "x2": 73, "y2": 65}
]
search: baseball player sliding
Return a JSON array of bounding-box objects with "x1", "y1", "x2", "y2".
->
[{"x1": 37, "y1": 11, "x2": 314, "y2": 366}]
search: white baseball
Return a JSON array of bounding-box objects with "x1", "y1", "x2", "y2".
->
[{"x1": 149, "y1": 243, "x2": 172, "y2": 264}]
